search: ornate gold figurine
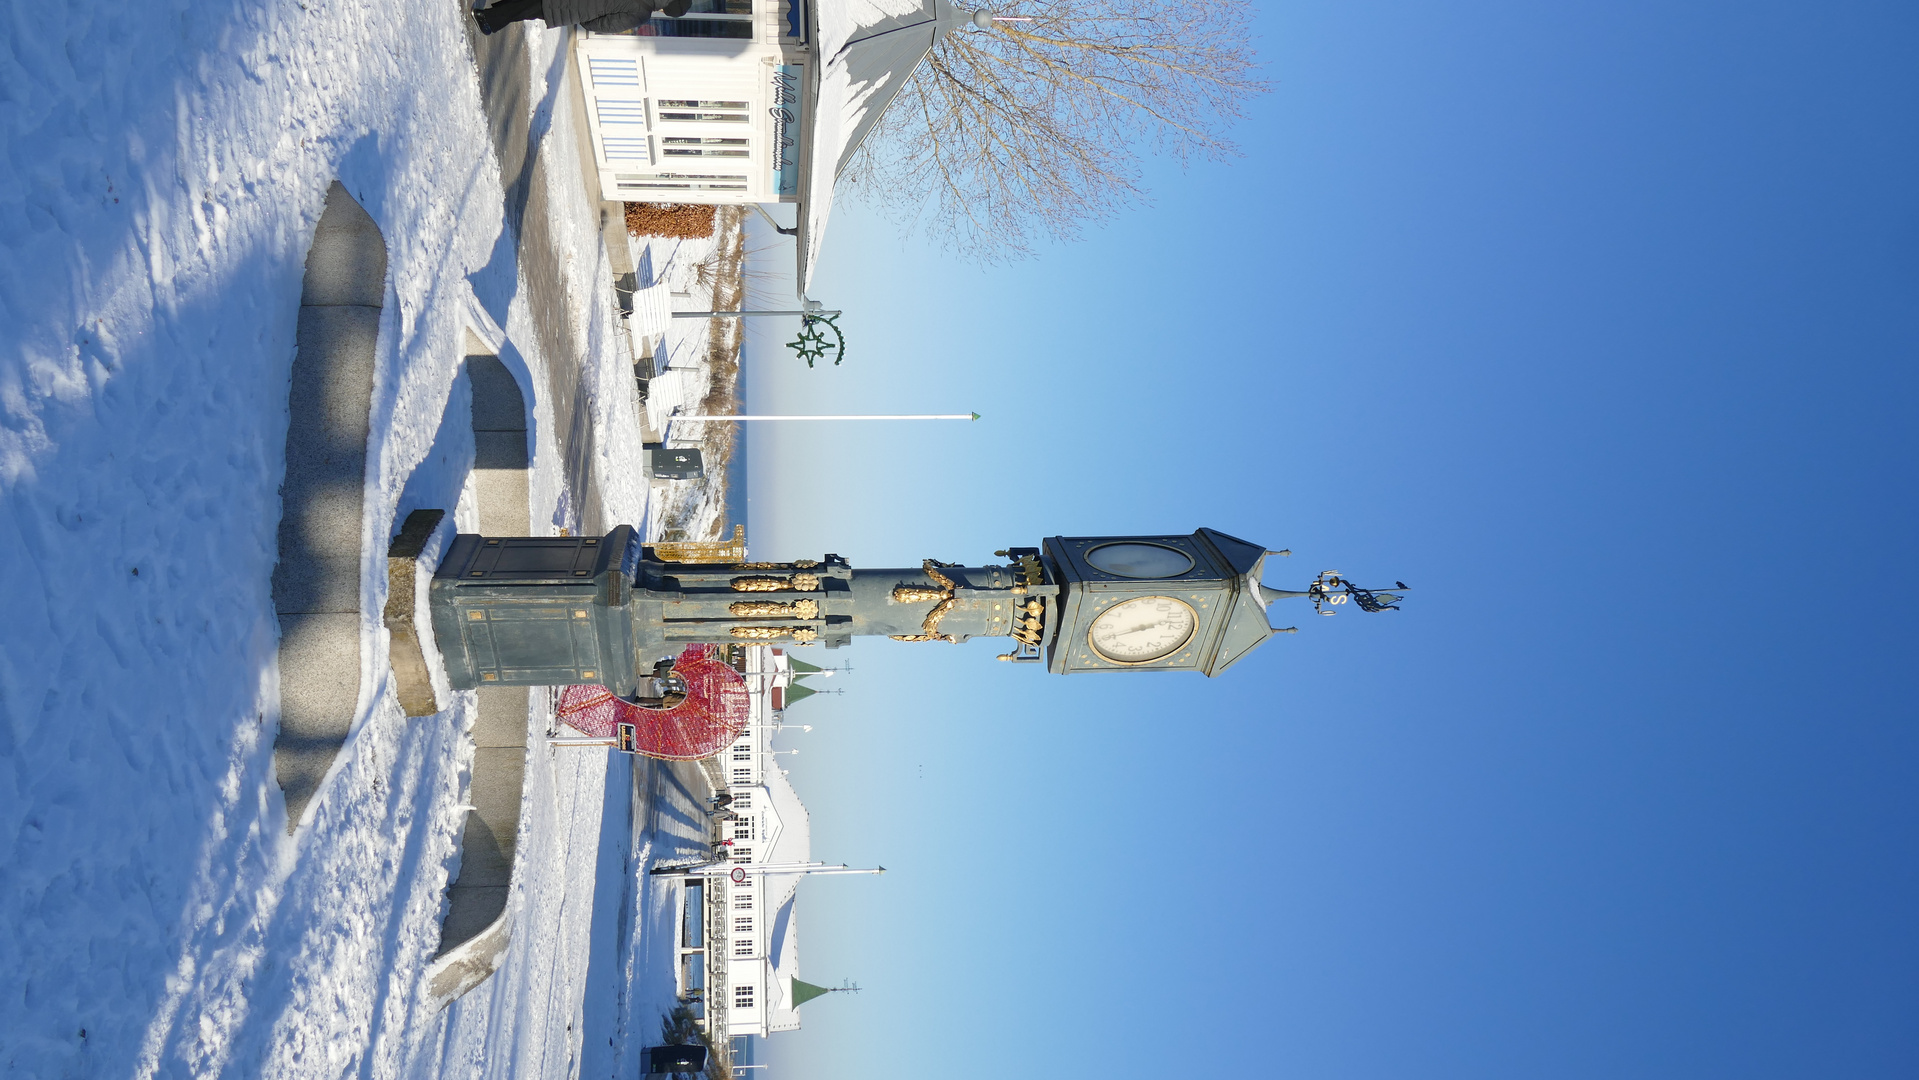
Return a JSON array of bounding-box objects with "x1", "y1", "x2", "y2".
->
[
  {"x1": 728, "y1": 599, "x2": 821, "y2": 619},
  {"x1": 731, "y1": 574, "x2": 821, "y2": 592},
  {"x1": 729, "y1": 626, "x2": 819, "y2": 643},
  {"x1": 888, "y1": 559, "x2": 974, "y2": 643}
]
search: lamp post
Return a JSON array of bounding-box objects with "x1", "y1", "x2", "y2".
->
[
  {"x1": 672, "y1": 412, "x2": 978, "y2": 422},
  {"x1": 672, "y1": 298, "x2": 846, "y2": 366},
  {"x1": 650, "y1": 860, "x2": 885, "y2": 878},
  {"x1": 969, "y1": 7, "x2": 1032, "y2": 28},
  {"x1": 672, "y1": 308, "x2": 840, "y2": 320}
]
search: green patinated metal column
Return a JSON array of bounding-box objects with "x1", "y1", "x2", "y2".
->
[
  {"x1": 428, "y1": 529, "x2": 1052, "y2": 698},
  {"x1": 425, "y1": 525, "x2": 1402, "y2": 698}
]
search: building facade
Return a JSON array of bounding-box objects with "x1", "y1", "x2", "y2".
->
[
  {"x1": 575, "y1": 3, "x2": 808, "y2": 206},
  {"x1": 574, "y1": 0, "x2": 964, "y2": 287},
  {"x1": 679, "y1": 646, "x2": 820, "y2": 1037}
]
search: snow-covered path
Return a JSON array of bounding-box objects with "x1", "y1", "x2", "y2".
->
[
  {"x1": 0, "y1": 1, "x2": 669, "y2": 1076},
  {"x1": 413, "y1": 754, "x2": 712, "y2": 1080}
]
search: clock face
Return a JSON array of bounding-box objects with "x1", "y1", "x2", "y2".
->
[
  {"x1": 1084, "y1": 542, "x2": 1194, "y2": 579},
  {"x1": 1087, "y1": 595, "x2": 1198, "y2": 664}
]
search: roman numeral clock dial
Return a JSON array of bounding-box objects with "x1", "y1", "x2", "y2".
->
[{"x1": 1087, "y1": 595, "x2": 1198, "y2": 664}]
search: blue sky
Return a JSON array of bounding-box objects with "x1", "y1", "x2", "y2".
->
[{"x1": 733, "y1": 2, "x2": 1918, "y2": 1076}]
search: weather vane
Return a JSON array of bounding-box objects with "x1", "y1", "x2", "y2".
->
[{"x1": 1306, "y1": 571, "x2": 1409, "y2": 616}]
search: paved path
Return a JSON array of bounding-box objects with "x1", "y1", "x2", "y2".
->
[
  {"x1": 461, "y1": 9, "x2": 726, "y2": 903},
  {"x1": 464, "y1": 17, "x2": 630, "y2": 536},
  {"x1": 461, "y1": 3, "x2": 722, "y2": 876}
]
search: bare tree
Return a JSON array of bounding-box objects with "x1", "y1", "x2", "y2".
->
[{"x1": 842, "y1": 0, "x2": 1267, "y2": 260}]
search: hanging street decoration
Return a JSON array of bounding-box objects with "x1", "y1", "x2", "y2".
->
[
  {"x1": 787, "y1": 310, "x2": 845, "y2": 367},
  {"x1": 666, "y1": 299, "x2": 846, "y2": 366}
]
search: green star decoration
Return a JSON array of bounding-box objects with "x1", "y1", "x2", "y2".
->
[{"x1": 787, "y1": 313, "x2": 845, "y2": 367}]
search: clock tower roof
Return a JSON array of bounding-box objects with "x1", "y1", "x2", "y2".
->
[
  {"x1": 1193, "y1": 529, "x2": 1283, "y2": 675},
  {"x1": 1194, "y1": 528, "x2": 1268, "y2": 577},
  {"x1": 1213, "y1": 590, "x2": 1279, "y2": 674}
]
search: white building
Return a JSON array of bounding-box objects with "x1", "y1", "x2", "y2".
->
[
  {"x1": 679, "y1": 646, "x2": 868, "y2": 1037},
  {"x1": 573, "y1": 0, "x2": 964, "y2": 287}
]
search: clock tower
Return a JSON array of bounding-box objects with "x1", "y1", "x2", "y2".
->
[
  {"x1": 1030, "y1": 529, "x2": 1292, "y2": 676},
  {"x1": 412, "y1": 515, "x2": 1403, "y2": 700}
]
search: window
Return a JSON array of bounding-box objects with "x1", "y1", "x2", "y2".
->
[
  {"x1": 633, "y1": 3, "x2": 754, "y2": 39},
  {"x1": 734, "y1": 985, "x2": 755, "y2": 1009},
  {"x1": 732, "y1": 745, "x2": 753, "y2": 762},
  {"x1": 681, "y1": 883, "x2": 704, "y2": 948},
  {"x1": 664, "y1": 137, "x2": 750, "y2": 159},
  {"x1": 732, "y1": 819, "x2": 753, "y2": 840},
  {"x1": 730, "y1": 847, "x2": 752, "y2": 862},
  {"x1": 731, "y1": 792, "x2": 751, "y2": 809},
  {"x1": 731, "y1": 768, "x2": 751, "y2": 783},
  {"x1": 734, "y1": 892, "x2": 753, "y2": 910},
  {"x1": 616, "y1": 173, "x2": 748, "y2": 193},
  {"x1": 596, "y1": 100, "x2": 646, "y2": 125},
  {"x1": 600, "y1": 136, "x2": 649, "y2": 163},
  {"x1": 645, "y1": 20, "x2": 751, "y2": 39},
  {"x1": 734, "y1": 939, "x2": 754, "y2": 957},
  {"x1": 735, "y1": 916, "x2": 753, "y2": 933},
  {"x1": 657, "y1": 100, "x2": 751, "y2": 125},
  {"x1": 586, "y1": 57, "x2": 641, "y2": 88}
]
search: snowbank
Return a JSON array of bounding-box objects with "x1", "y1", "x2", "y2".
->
[{"x1": 0, "y1": 0, "x2": 684, "y2": 1075}]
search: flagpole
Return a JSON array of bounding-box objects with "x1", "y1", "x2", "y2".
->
[
  {"x1": 673, "y1": 413, "x2": 979, "y2": 421},
  {"x1": 671, "y1": 309, "x2": 842, "y2": 319}
]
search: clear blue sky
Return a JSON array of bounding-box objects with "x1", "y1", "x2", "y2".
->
[{"x1": 733, "y1": 2, "x2": 1919, "y2": 1076}]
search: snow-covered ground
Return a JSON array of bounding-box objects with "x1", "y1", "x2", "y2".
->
[
  {"x1": 627, "y1": 214, "x2": 747, "y2": 546},
  {"x1": 0, "y1": 1, "x2": 713, "y2": 1076},
  {"x1": 414, "y1": 747, "x2": 710, "y2": 1080}
]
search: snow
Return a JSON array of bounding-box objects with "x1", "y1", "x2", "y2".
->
[
  {"x1": 411, "y1": 747, "x2": 709, "y2": 1080},
  {"x1": 0, "y1": 1, "x2": 712, "y2": 1076},
  {"x1": 760, "y1": 769, "x2": 812, "y2": 1033},
  {"x1": 633, "y1": 216, "x2": 746, "y2": 548},
  {"x1": 802, "y1": 0, "x2": 959, "y2": 287}
]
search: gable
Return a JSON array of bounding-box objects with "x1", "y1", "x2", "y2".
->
[{"x1": 1209, "y1": 591, "x2": 1277, "y2": 675}]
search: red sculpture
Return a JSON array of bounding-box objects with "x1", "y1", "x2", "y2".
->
[{"x1": 555, "y1": 644, "x2": 749, "y2": 759}]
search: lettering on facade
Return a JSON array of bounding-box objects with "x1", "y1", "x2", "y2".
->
[{"x1": 768, "y1": 66, "x2": 802, "y2": 197}]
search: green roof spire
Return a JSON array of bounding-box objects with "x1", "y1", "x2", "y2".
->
[{"x1": 790, "y1": 979, "x2": 842, "y2": 1007}]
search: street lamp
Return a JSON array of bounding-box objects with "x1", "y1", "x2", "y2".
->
[{"x1": 672, "y1": 411, "x2": 977, "y2": 422}]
